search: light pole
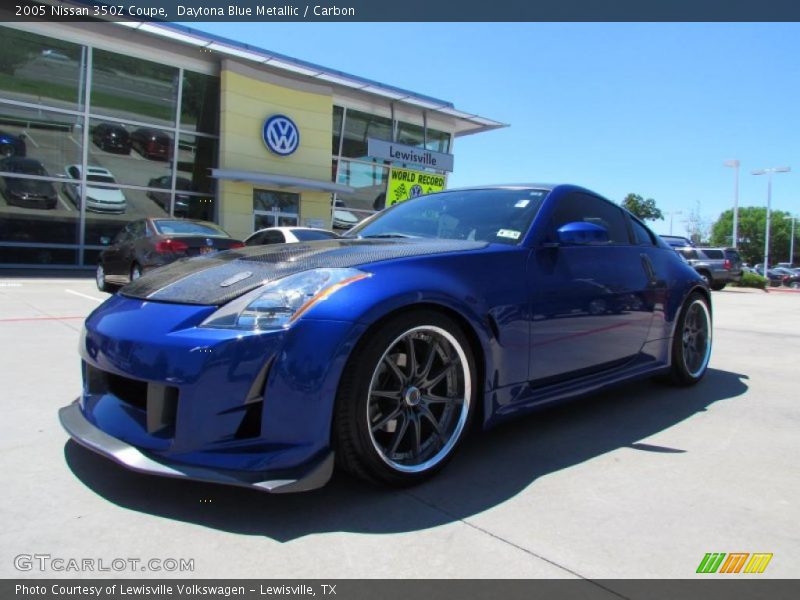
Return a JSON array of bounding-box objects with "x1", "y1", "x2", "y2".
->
[
  {"x1": 785, "y1": 215, "x2": 798, "y2": 266},
  {"x1": 724, "y1": 160, "x2": 740, "y2": 247},
  {"x1": 667, "y1": 210, "x2": 683, "y2": 235},
  {"x1": 752, "y1": 167, "x2": 791, "y2": 275}
]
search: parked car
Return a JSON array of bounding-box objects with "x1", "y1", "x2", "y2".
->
[
  {"x1": 0, "y1": 157, "x2": 57, "y2": 209},
  {"x1": 94, "y1": 218, "x2": 244, "y2": 291},
  {"x1": 660, "y1": 234, "x2": 695, "y2": 248},
  {"x1": 92, "y1": 123, "x2": 131, "y2": 154},
  {"x1": 771, "y1": 267, "x2": 800, "y2": 289},
  {"x1": 332, "y1": 198, "x2": 359, "y2": 229},
  {"x1": 62, "y1": 184, "x2": 712, "y2": 494},
  {"x1": 146, "y1": 175, "x2": 193, "y2": 216},
  {"x1": 0, "y1": 130, "x2": 26, "y2": 158},
  {"x1": 62, "y1": 165, "x2": 127, "y2": 214},
  {"x1": 244, "y1": 226, "x2": 340, "y2": 246},
  {"x1": 676, "y1": 246, "x2": 742, "y2": 290},
  {"x1": 131, "y1": 128, "x2": 172, "y2": 160}
]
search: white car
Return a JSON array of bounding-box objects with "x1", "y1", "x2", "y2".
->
[
  {"x1": 244, "y1": 226, "x2": 340, "y2": 246},
  {"x1": 332, "y1": 199, "x2": 360, "y2": 230},
  {"x1": 63, "y1": 165, "x2": 127, "y2": 214}
]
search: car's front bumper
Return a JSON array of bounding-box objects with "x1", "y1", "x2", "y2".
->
[
  {"x1": 62, "y1": 294, "x2": 366, "y2": 492},
  {"x1": 59, "y1": 401, "x2": 334, "y2": 493}
]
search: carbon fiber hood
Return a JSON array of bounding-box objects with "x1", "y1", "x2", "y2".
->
[{"x1": 120, "y1": 238, "x2": 487, "y2": 306}]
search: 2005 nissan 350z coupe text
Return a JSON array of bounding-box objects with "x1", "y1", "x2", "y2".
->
[{"x1": 59, "y1": 185, "x2": 712, "y2": 492}]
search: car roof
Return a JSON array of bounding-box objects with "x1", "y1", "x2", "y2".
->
[{"x1": 67, "y1": 165, "x2": 114, "y2": 176}]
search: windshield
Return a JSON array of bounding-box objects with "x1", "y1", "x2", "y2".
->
[
  {"x1": 345, "y1": 188, "x2": 549, "y2": 245},
  {"x1": 154, "y1": 220, "x2": 230, "y2": 237}
]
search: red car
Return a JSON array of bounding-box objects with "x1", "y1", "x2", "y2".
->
[{"x1": 130, "y1": 128, "x2": 172, "y2": 161}]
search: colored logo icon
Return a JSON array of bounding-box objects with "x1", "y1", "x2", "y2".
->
[
  {"x1": 409, "y1": 184, "x2": 424, "y2": 198},
  {"x1": 696, "y1": 552, "x2": 773, "y2": 574},
  {"x1": 263, "y1": 114, "x2": 299, "y2": 156}
]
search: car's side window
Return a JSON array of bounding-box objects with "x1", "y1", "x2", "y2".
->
[
  {"x1": 263, "y1": 231, "x2": 285, "y2": 244},
  {"x1": 630, "y1": 216, "x2": 655, "y2": 246},
  {"x1": 679, "y1": 249, "x2": 697, "y2": 260},
  {"x1": 246, "y1": 233, "x2": 265, "y2": 246},
  {"x1": 130, "y1": 221, "x2": 146, "y2": 239},
  {"x1": 546, "y1": 193, "x2": 629, "y2": 244}
]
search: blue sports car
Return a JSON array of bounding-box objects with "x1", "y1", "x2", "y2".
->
[{"x1": 60, "y1": 185, "x2": 712, "y2": 492}]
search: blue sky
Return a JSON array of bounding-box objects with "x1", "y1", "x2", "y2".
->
[{"x1": 189, "y1": 22, "x2": 799, "y2": 237}]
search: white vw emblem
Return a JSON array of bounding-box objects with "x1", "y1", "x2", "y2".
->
[{"x1": 263, "y1": 114, "x2": 299, "y2": 156}]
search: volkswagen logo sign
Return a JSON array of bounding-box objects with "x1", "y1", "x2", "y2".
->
[{"x1": 263, "y1": 114, "x2": 299, "y2": 156}]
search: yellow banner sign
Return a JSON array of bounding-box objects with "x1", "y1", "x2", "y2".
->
[{"x1": 387, "y1": 168, "x2": 446, "y2": 206}]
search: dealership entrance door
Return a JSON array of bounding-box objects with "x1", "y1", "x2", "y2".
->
[{"x1": 253, "y1": 189, "x2": 300, "y2": 230}]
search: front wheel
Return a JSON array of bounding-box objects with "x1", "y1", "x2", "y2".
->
[
  {"x1": 333, "y1": 310, "x2": 477, "y2": 486},
  {"x1": 96, "y1": 263, "x2": 118, "y2": 293},
  {"x1": 663, "y1": 292, "x2": 712, "y2": 386}
]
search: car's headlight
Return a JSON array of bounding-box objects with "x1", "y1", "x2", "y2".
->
[{"x1": 200, "y1": 268, "x2": 370, "y2": 331}]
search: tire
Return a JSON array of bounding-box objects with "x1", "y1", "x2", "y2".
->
[
  {"x1": 663, "y1": 292, "x2": 712, "y2": 386},
  {"x1": 333, "y1": 310, "x2": 477, "y2": 487},
  {"x1": 710, "y1": 281, "x2": 726, "y2": 291},
  {"x1": 130, "y1": 262, "x2": 142, "y2": 282},
  {"x1": 95, "y1": 262, "x2": 117, "y2": 293}
]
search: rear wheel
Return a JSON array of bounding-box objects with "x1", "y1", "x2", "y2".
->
[
  {"x1": 333, "y1": 310, "x2": 477, "y2": 486},
  {"x1": 663, "y1": 292, "x2": 712, "y2": 386},
  {"x1": 710, "y1": 281, "x2": 726, "y2": 291}
]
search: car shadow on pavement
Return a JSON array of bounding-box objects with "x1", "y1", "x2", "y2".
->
[{"x1": 64, "y1": 367, "x2": 748, "y2": 541}]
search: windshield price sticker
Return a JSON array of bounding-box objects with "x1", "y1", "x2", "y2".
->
[{"x1": 497, "y1": 229, "x2": 521, "y2": 240}]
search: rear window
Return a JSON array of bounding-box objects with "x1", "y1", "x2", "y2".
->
[
  {"x1": 293, "y1": 229, "x2": 339, "y2": 242},
  {"x1": 701, "y1": 249, "x2": 724, "y2": 259},
  {"x1": 87, "y1": 175, "x2": 116, "y2": 185},
  {"x1": 154, "y1": 220, "x2": 229, "y2": 237}
]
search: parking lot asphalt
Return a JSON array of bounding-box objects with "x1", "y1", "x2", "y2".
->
[{"x1": 0, "y1": 277, "x2": 797, "y2": 580}]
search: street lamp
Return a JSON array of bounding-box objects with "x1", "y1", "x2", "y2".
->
[
  {"x1": 724, "y1": 160, "x2": 740, "y2": 247},
  {"x1": 752, "y1": 166, "x2": 791, "y2": 275},
  {"x1": 785, "y1": 215, "x2": 798, "y2": 266},
  {"x1": 667, "y1": 210, "x2": 683, "y2": 235}
]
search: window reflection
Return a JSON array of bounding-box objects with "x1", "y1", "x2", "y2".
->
[
  {"x1": 341, "y1": 108, "x2": 392, "y2": 159},
  {"x1": 91, "y1": 49, "x2": 178, "y2": 126},
  {"x1": 181, "y1": 71, "x2": 219, "y2": 135},
  {"x1": 0, "y1": 27, "x2": 85, "y2": 109}
]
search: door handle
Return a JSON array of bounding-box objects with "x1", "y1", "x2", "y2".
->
[{"x1": 640, "y1": 254, "x2": 658, "y2": 285}]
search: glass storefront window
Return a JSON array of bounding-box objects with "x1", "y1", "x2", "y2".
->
[
  {"x1": 332, "y1": 105, "x2": 343, "y2": 155},
  {"x1": 334, "y1": 159, "x2": 389, "y2": 229},
  {"x1": 88, "y1": 118, "x2": 174, "y2": 188},
  {"x1": 426, "y1": 127, "x2": 451, "y2": 153},
  {"x1": 0, "y1": 26, "x2": 86, "y2": 110},
  {"x1": 180, "y1": 70, "x2": 219, "y2": 135},
  {"x1": 341, "y1": 108, "x2": 392, "y2": 159},
  {"x1": 397, "y1": 121, "x2": 425, "y2": 148},
  {"x1": 177, "y1": 134, "x2": 216, "y2": 194},
  {"x1": 91, "y1": 48, "x2": 178, "y2": 127},
  {"x1": 0, "y1": 105, "x2": 82, "y2": 245}
]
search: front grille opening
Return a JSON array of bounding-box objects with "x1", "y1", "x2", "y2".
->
[
  {"x1": 146, "y1": 384, "x2": 179, "y2": 435},
  {"x1": 106, "y1": 372, "x2": 148, "y2": 410},
  {"x1": 234, "y1": 402, "x2": 263, "y2": 439}
]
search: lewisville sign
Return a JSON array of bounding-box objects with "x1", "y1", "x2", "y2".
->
[{"x1": 367, "y1": 138, "x2": 454, "y2": 172}]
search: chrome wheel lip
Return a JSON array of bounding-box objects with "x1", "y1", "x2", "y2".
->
[
  {"x1": 366, "y1": 325, "x2": 471, "y2": 474},
  {"x1": 682, "y1": 299, "x2": 712, "y2": 378}
]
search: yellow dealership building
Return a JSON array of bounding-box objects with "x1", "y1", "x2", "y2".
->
[{"x1": 0, "y1": 21, "x2": 504, "y2": 267}]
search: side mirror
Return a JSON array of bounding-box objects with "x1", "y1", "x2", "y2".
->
[{"x1": 557, "y1": 221, "x2": 610, "y2": 245}]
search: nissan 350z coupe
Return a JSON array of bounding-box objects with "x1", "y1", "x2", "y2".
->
[{"x1": 60, "y1": 185, "x2": 712, "y2": 492}]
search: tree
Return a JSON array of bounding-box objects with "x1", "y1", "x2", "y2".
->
[
  {"x1": 684, "y1": 200, "x2": 710, "y2": 245},
  {"x1": 710, "y1": 207, "x2": 794, "y2": 266},
  {"x1": 621, "y1": 194, "x2": 664, "y2": 221}
]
